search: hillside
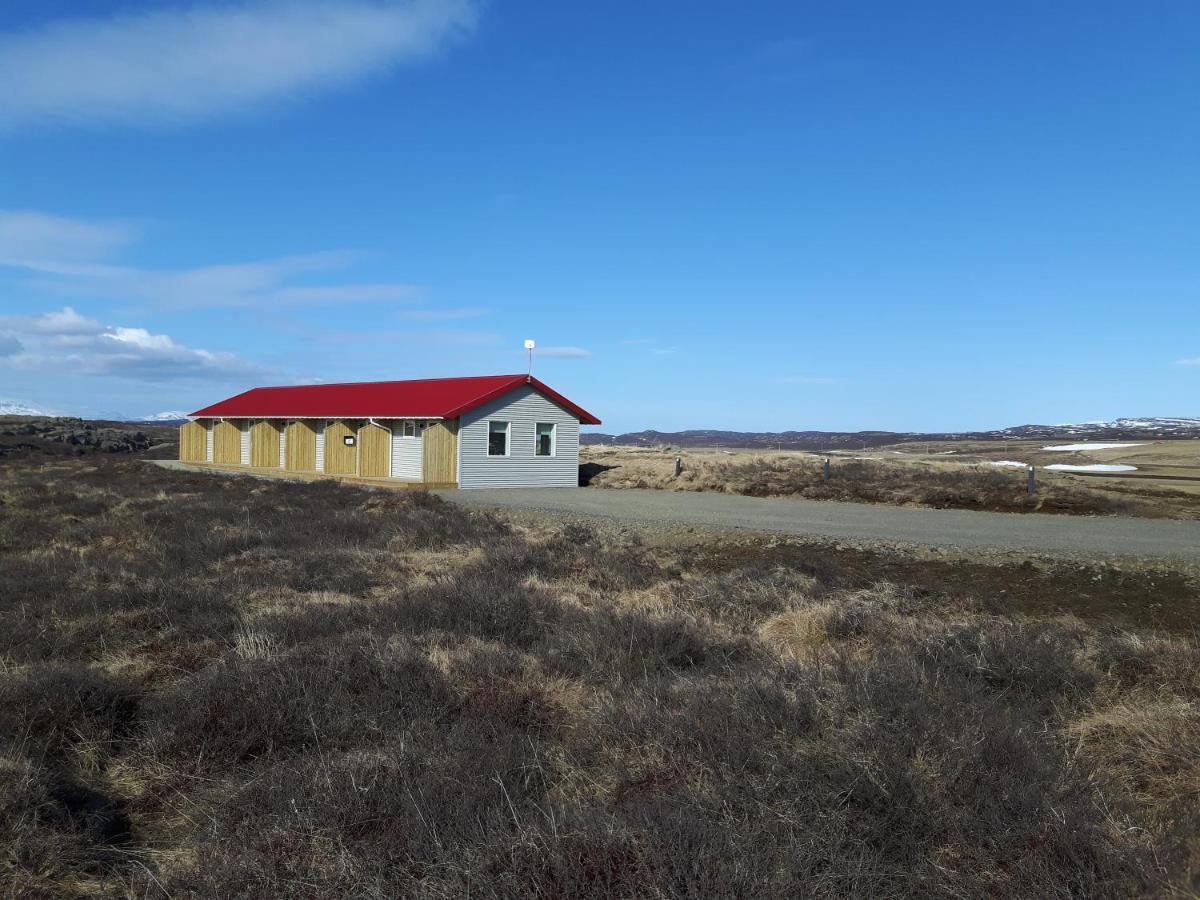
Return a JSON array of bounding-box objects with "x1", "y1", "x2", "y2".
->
[{"x1": 582, "y1": 417, "x2": 1200, "y2": 450}]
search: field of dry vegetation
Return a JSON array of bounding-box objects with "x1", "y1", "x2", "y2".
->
[
  {"x1": 2, "y1": 455, "x2": 1199, "y2": 897},
  {"x1": 582, "y1": 446, "x2": 1200, "y2": 518}
]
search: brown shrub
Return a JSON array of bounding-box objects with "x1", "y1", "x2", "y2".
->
[{"x1": 0, "y1": 456, "x2": 1193, "y2": 897}]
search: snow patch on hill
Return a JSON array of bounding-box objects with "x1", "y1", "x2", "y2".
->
[{"x1": 0, "y1": 399, "x2": 53, "y2": 416}]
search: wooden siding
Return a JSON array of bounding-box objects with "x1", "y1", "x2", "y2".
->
[
  {"x1": 285, "y1": 420, "x2": 317, "y2": 471},
  {"x1": 324, "y1": 420, "x2": 358, "y2": 474},
  {"x1": 422, "y1": 419, "x2": 458, "y2": 483},
  {"x1": 212, "y1": 420, "x2": 242, "y2": 465},
  {"x1": 358, "y1": 422, "x2": 391, "y2": 478},
  {"x1": 457, "y1": 386, "x2": 580, "y2": 489},
  {"x1": 179, "y1": 421, "x2": 207, "y2": 462},
  {"x1": 250, "y1": 420, "x2": 281, "y2": 468}
]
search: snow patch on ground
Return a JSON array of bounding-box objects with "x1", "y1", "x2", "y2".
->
[
  {"x1": 990, "y1": 460, "x2": 1028, "y2": 468},
  {"x1": 1041, "y1": 442, "x2": 1146, "y2": 452},
  {"x1": 1045, "y1": 464, "x2": 1138, "y2": 473}
]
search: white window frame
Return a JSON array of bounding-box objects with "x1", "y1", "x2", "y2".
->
[
  {"x1": 487, "y1": 420, "x2": 510, "y2": 457},
  {"x1": 534, "y1": 422, "x2": 556, "y2": 457},
  {"x1": 403, "y1": 420, "x2": 416, "y2": 438}
]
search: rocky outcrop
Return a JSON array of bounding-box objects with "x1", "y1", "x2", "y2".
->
[{"x1": 0, "y1": 417, "x2": 167, "y2": 458}]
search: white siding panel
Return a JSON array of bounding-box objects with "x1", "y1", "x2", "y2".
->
[
  {"x1": 458, "y1": 386, "x2": 580, "y2": 489},
  {"x1": 390, "y1": 421, "x2": 422, "y2": 479},
  {"x1": 315, "y1": 422, "x2": 325, "y2": 472},
  {"x1": 205, "y1": 421, "x2": 213, "y2": 462},
  {"x1": 240, "y1": 421, "x2": 251, "y2": 465},
  {"x1": 278, "y1": 426, "x2": 287, "y2": 468}
]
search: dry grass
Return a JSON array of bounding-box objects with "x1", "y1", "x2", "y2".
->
[
  {"x1": 1, "y1": 455, "x2": 1198, "y2": 897},
  {"x1": 581, "y1": 446, "x2": 1191, "y2": 517}
]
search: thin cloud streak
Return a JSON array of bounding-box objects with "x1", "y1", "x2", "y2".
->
[
  {"x1": 779, "y1": 375, "x2": 838, "y2": 385},
  {"x1": 0, "y1": 209, "x2": 137, "y2": 263},
  {"x1": 9, "y1": 251, "x2": 420, "y2": 310},
  {"x1": 0, "y1": 0, "x2": 480, "y2": 129},
  {"x1": 0, "y1": 213, "x2": 424, "y2": 310},
  {"x1": 397, "y1": 306, "x2": 490, "y2": 321},
  {"x1": 532, "y1": 346, "x2": 591, "y2": 359}
]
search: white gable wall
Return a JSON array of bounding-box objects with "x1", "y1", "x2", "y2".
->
[{"x1": 458, "y1": 385, "x2": 580, "y2": 488}]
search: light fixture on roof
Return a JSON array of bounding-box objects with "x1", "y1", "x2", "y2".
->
[{"x1": 524, "y1": 339, "x2": 535, "y2": 378}]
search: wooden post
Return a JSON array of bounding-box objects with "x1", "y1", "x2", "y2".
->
[
  {"x1": 823, "y1": 458, "x2": 831, "y2": 482},
  {"x1": 1027, "y1": 465, "x2": 1037, "y2": 495},
  {"x1": 674, "y1": 457, "x2": 683, "y2": 477}
]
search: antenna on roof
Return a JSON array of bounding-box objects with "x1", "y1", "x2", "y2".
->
[{"x1": 524, "y1": 339, "x2": 535, "y2": 380}]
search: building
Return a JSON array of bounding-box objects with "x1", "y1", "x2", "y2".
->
[{"x1": 178, "y1": 374, "x2": 600, "y2": 488}]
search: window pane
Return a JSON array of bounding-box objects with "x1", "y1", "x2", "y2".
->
[
  {"x1": 488, "y1": 421, "x2": 508, "y2": 456},
  {"x1": 535, "y1": 423, "x2": 554, "y2": 456},
  {"x1": 403, "y1": 420, "x2": 414, "y2": 437}
]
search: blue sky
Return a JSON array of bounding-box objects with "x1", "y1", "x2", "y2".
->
[{"x1": 1, "y1": 1, "x2": 1198, "y2": 431}]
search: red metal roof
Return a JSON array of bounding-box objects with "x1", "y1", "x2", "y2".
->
[{"x1": 189, "y1": 375, "x2": 601, "y2": 425}]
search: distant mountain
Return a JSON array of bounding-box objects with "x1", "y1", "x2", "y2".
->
[
  {"x1": 582, "y1": 417, "x2": 1200, "y2": 450},
  {"x1": 994, "y1": 417, "x2": 1200, "y2": 439},
  {"x1": 134, "y1": 411, "x2": 190, "y2": 424},
  {"x1": 0, "y1": 399, "x2": 53, "y2": 417}
]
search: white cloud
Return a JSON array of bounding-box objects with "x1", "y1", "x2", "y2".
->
[
  {"x1": 1175, "y1": 357, "x2": 1200, "y2": 366},
  {"x1": 0, "y1": 0, "x2": 479, "y2": 129},
  {"x1": 533, "y1": 346, "x2": 591, "y2": 359},
  {"x1": 0, "y1": 307, "x2": 264, "y2": 381},
  {"x1": 0, "y1": 210, "x2": 136, "y2": 264}
]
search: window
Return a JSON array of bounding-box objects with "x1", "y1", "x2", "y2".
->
[
  {"x1": 488, "y1": 420, "x2": 509, "y2": 456},
  {"x1": 535, "y1": 422, "x2": 555, "y2": 456},
  {"x1": 402, "y1": 420, "x2": 415, "y2": 437}
]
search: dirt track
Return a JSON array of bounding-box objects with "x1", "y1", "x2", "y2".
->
[{"x1": 438, "y1": 487, "x2": 1200, "y2": 562}]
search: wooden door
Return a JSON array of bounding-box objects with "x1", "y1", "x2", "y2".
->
[
  {"x1": 250, "y1": 420, "x2": 281, "y2": 468},
  {"x1": 179, "y1": 421, "x2": 207, "y2": 462},
  {"x1": 422, "y1": 419, "x2": 458, "y2": 484},
  {"x1": 324, "y1": 420, "x2": 357, "y2": 475},
  {"x1": 285, "y1": 421, "x2": 317, "y2": 471},
  {"x1": 358, "y1": 422, "x2": 391, "y2": 478},
  {"x1": 213, "y1": 420, "x2": 241, "y2": 465}
]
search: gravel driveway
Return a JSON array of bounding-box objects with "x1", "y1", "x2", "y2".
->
[{"x1": 438, "y1": 487, "x2": 1200, "y2": 561}]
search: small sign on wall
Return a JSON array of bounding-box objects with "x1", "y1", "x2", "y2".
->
[{"x1": 343, "y1": 436, "x2": 356, "y2": 446}]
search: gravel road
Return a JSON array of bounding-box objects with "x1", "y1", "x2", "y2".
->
[{"x1": 437, "y1": 487, "x2": 1200, "y2": 561}]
